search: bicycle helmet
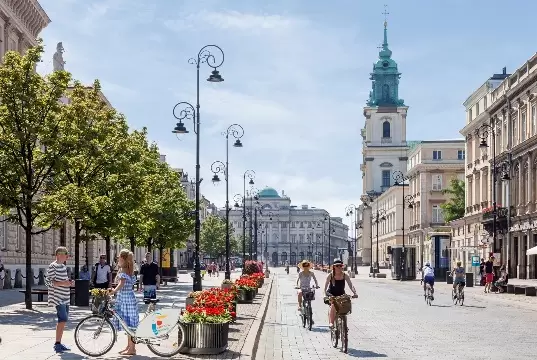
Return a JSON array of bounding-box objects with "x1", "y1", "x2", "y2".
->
[{"x1": 425, "y1": 262, "x2": 431, "y2": 267}]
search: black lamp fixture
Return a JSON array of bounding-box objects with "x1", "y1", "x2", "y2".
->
[{"x1": 207, "y1": 69, "x2": 224, "y2": 82}]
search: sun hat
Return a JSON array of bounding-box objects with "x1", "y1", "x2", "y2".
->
[
  {"x1": 298, "y1": 259, "x2": 311, "y2": 268},
  {"x1": 332, "y1": 259, "x2": 343, "y2": 266}
]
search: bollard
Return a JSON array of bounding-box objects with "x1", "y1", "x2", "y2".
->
[
  {"x1": 38, "y1": 268, "x2": 46, "y2": 286},
  {"x1": 4, "y1": 269, "x2": 12, "y2": 289},
  {"x1": 14, "y1": 269, "x2": 23, "y2": 288}
]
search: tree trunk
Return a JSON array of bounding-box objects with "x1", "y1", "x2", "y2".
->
[
  {"x1": 105, "y1": 235, "x2": 111, "y2": 264},
  {"x1": 129, "y1": 236, "x2": 135, "y2": 252},
  {"x1": 85, "y1": 232, "x2": 89, "y2": 266},
  {"x1": 74, "y1": 219, "x2": 81, "y2": 280},
  {"x1": 24, "y1": 214, "x2": 33, "y2": 310},
  {"x1": 146, "y1": 237, "x2": 152, "y2": 253}
]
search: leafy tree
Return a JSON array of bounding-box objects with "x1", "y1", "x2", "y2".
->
[
  {"x1": 441, "y1": 178, "x2": 465, "y2": 222},
  {"x1": 200, "y1": 215, "x2": 236, "y2": 259},
  {"x1": 40, "y1": 80, "x2": 131, "y2": 279},
  {"x1": 0, "y1": 44, "x2": 74, "y2": 309}
]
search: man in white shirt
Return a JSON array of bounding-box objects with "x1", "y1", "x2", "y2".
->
[
  {"x1": 92, "y1": 254, "x2": 112, "y2": 289},
  {"x1": 422, "y1": 262, "x2": 435, "y2": 300}
]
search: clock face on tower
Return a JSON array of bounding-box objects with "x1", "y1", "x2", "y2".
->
[{"x1": 383, "y1": 61, "x2": 389, "y2": 68}]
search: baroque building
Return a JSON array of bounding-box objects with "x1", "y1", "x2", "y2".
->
[
  {"x1": 223, "y1": 187, "x2": 348, "y2": 266},
  {"x1": 358, "y1": 20, "x2": 408, "y2": 266}
]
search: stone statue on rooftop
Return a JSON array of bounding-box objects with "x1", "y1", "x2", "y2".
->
[{"x1": 52, "y1": 42, "x2": 65, "y2": 71}]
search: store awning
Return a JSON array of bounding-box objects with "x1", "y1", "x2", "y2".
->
[{"x1": 526, "y1": 246, "x2": 537, "y2": 256}]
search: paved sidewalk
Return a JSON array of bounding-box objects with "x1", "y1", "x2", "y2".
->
[{"x1": 0, "y1": 270, "x2": 272, "y2": 359}]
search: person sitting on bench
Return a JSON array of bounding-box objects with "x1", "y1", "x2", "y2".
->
[{"x1": 494, "y1": 265, "x2": 508, "y2": 293}]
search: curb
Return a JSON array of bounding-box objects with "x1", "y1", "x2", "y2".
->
[{"x1": 240, "y1": 276, "x2": 274, "y2": 360}]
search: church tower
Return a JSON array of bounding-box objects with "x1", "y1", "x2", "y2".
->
[{"x1": 361, "y1": 20, "x2": 409, "y2": 197}]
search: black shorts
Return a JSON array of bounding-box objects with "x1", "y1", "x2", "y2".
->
[{"x1": 208, "y1": 270, "x2": 212, "y2": 274}]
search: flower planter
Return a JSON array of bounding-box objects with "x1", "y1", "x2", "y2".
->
[
  {"x1": 237, "y1": 288, "x2": 255, "y2": 303},
  {"x1": 179, "y1": 322, "x2": 229, "y2": 355},
  {"x1": 221, "y1": 283, "x2": 234, "y2": 290},
  {"x1": 185, "y1": 297, "x2": 195, "y2": 307},
  {"x1": 230, "y1": 302, "x2": 237, "y2": 321}
]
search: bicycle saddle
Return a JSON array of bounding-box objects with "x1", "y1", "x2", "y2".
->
[{"x1": 143, "y1": 298, "x2": 160, "y2": 304}]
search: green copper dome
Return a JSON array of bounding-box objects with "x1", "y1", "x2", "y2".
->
[
  {"x1": 367, "y1": 21, "x2": 405, "y2": 107},
  {"x1": 258, "y1": 187, "x2": 280, "y2": 198}
]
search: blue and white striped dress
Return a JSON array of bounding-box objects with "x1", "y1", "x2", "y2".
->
[{"x1": 112, "y1": 273, "x2": 139, "y2": 331}]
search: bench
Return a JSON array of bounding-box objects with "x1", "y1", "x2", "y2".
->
[
  {"x1": 507, "y1": 284, "x2": 515, "y2": 294},
  {"x1": 20, "y1": 288, "x2": 75, "y2": 304},
  {"x1": 514, "y1": 285, "x2": 527, "y2": 295},
  {"x1": 376, "y1": 273, "x2": 387, "y2": 278}
]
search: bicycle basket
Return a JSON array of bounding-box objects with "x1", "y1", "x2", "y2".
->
[
  {"x1": 332, "y1": 295, "x2": 352, "y2": 315},
  {"x1": 303, "y1": 289, "x2": 315, "y2": 301},
  {"x1": 91, "y1": 295, "x2": 107, "y2": 315}
]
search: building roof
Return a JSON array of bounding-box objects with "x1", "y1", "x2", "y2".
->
[{"x1": 258, "y1": 187, "x2": 280, "y2": 198}]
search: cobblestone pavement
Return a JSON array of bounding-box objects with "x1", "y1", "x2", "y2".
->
[
  {"x1": 0, "y1": 271, "x2": 270, "y2": 359},
  {"x1": 256, "y1": 267, "x2": 537, "y2": 360}
]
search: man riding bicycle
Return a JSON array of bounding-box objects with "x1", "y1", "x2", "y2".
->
[
  {"x1": 451, "y1": 261, "x2": 466, "y2": 296},
  {"x1": 422, "y1": 262, "x2": 435, "y2": 300}
]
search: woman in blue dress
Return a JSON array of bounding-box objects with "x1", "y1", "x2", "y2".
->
[{"x1": 109, "y1": 249, "x2": 139, "y2": 356}]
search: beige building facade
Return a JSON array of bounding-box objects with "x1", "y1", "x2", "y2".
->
[
  {"x1": 459, "y1": 53, "x2": 537, "y2": 279},
  {"x1": 406, "y1": 140, "x2": 465, "y2": 265}
]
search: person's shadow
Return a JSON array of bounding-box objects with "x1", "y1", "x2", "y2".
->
[{"x1": 346, "y1": 348, "x2": 388, "y2": 358}]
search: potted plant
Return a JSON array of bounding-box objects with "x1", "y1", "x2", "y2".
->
[
  {"x1": 250, "y1": 272, "x2": 265, "y2": 287},
  {"x1": 194, "y1": 288, "x2": 237, "y2": 321},
  {"x1": 179, "y1": 304, "x2": 233, "y2": 355},
  {"x1": 221, "y1": 279, "x2": 234, "y2": 290},
  {"x1": 235, "y1": 278, "x2": 257, "y2": 303}
]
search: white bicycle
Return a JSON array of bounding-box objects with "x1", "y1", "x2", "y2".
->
[{"x1": 74, "y1": 296, "x2": 185, "y2": 357}]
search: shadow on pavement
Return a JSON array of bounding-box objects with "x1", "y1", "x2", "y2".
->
[
  {"x1": 430, "y1": 304, "x2": 452, "y2": 308},
  {"x1": 347, "y1": 348, "x2": 388, "y2": 358},
  {"x1": 0, "y1": 307, "x2": 90, "y2": 331},
  {"x1": 460, "y1": 304, "x2": 486, "y2": 309},
  {"x1": 310, "y1": 326, "x2": 330, "y2": 333}
]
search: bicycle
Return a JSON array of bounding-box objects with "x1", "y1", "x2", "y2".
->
[
  {"x1": 74, "y1": 296, "x2": 185, "y2": 357},
  {"x1": 327, "y1": 294, "x2": 357, "y2": 354},
  {"x1": 452, "y1": 282, "x2": 465, "y2": 306},
  {"x1": 296, "y1": 287, "x2": 318, "y2": 331},
  {"x1": 424, "y1": 283, "x2": 433, "y2": 306}
]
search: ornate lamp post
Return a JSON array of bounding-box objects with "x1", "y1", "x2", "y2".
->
[
  {"x1": 345, "y1": 204, "x2": 358, "y2": 273},
  {"x1": 172, "y1": 45, "x2": 224, "y2": 291},
  {"x1": 210, "y1": 124, "x2": 244, "y2": 280},
  {"x1": 393, "y1": 170, "x2": 410, "y2": 281}
]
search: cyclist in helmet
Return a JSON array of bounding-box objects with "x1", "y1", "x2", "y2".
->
[
  {"x1": 422, "y1": 262, "x2": 435, "y2": 300},
  {"x1": 450, "y1": 261, "x2": 466, "y2": 293}
]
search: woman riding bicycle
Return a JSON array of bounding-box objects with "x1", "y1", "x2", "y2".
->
[
  {"x1": 323, "y1": 259, "x2": 357, "y2": 328},
  {"x1": 296, "y1": 260, "x2": 319, "y2": 311},
  {"x1": 450, "y1": 261, "x2": 466, "y2": 294}
]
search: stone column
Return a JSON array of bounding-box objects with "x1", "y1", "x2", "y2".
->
[
  {"x1": 518, "y1": 235, "x2": 525, "y2": 279},
  {"x1": 518, "y1": 161, "x2": 524, "y2": 213},
  {"x1": 526, "y1": 231, "x2": 531, "y2": 279}
]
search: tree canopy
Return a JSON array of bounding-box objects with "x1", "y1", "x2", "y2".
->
[
  {"x1": 441, "y1": 178, "x2": 465, "y2": 222},
  {"x1": 200, "y1": 215, "x2": 237, "y2": 259}
]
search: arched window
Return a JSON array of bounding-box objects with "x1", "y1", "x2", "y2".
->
[{"x1": 383, "y1": 121, "x2": 391, "y2": 138}]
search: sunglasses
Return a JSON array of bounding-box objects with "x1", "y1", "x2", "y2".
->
[
  {"x1": 302, "y1": 264, "x2": 310, "y2": 267},
  {"x1": 334, "y1": 264, "x2": 343, "y2": 267}
]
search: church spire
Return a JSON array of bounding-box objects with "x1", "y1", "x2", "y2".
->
[{"x1": 366, "y1": 9, "x2": 405, "y2": 108}]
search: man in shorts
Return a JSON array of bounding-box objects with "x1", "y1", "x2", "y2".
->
[
  {"x1": 45, "y1": 247, "x2": 74, "y2": 353},
  {"x1": 484, "y1": 256, "x2": 495, "y2": 293}
]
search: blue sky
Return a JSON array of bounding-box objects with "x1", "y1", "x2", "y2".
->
[{"x1": 37, "y1": 0, "x2": 537, "y2": 227}]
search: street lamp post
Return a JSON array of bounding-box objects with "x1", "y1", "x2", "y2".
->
[
  {"x1": 393, "y1": 170, "x2": 410, "y2": 281},
  {"x1": 172, "y1": 45, "x2": 225, "y2": 291},
  {"x1": 210, "y1": 124, "x2": 244, "y2": 280},
  {"x1": 345, "y1": 204, "x2": 358, "y2": 273}
]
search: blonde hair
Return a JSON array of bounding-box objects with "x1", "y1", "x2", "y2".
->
[{"x1": 117, "y1": 249, "x2": 134, "y2": 278}]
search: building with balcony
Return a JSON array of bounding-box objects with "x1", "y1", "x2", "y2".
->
[
  {"x1": 223, "y1": 187, "x2": 348, "y2": 266},
  {"x1": 406, "y1": 140, "x2": 465, "y2": 265},
  {"x1": 459, "y1": 53, "x2": 537, "y2": 279}
]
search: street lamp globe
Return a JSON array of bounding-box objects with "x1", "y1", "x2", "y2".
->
[
  {"x1": 207, "y1": 69, "x2": 224, "y2": 82},
  {"x1": 212, "y1": 174, "x2": 221, "y2": 183},
  {"x1": 233, "y1": 139, "x2": 243, "y2": 147},
  {"x1": 172, "y1": 122, "x2": 188, "y2": 134}
]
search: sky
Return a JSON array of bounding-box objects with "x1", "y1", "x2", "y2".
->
[{"x1": 37, "y1": 0, "x2": 537, "y2": 229}]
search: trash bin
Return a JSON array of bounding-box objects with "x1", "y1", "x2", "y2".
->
[
  {"x1": 466, "y1": 273, "x2": 474, "y2": 287},
  {"x1": 75, "y1": 279, "x2": 90, "y2": 307},
  {"x1": 446, "y1": 271, "x2": 453, "y2": 284}
]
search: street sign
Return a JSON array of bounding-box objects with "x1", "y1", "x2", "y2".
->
[{"x1": 471, "y1": 256, "x2": 480, "y2": 267}]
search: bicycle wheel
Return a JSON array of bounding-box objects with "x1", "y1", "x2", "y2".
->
[
  {"x1": 307, "y1": 304, "x2": 313, "y2": 331},
  {"x1": 74, "y1": 315, "x2": 116, "y2": 357},
  {"x1": 339, "y1": 316, "x2": 348, "y2": 353},
  {"x1": 301, "y1": 306, "x2": 307, "y2": 328},
  {"x1": 330, "y1": 321, "x2": 339, "y2": 348},
  {"x1": 147, "y1": 322, "x2": 185, "y2": 357}
]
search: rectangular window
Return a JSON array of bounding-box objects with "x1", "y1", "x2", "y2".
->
[
  {"x1": 432, "y1": 205, "x2": 444, "y2": 223},
  {"x1": 521, "y1": 112, "x2": 527, "y2": 141},
  {"x1": 432, "y1": 174, "x2": 442, "y2": 191},
  {"x1": 433, "y1": 150, "x2": 442, "y2": 160},
  {"x1": 476, "y1": 103, "x2": 480, "y2": 116},
  {"x1": 531, "y1": 104, "x2": 537, "y2": 136},
  {"x1": 381, "y1": 170, "x2": 390, "y2": 188},
  {"x1": 468, "y1": 109, "x2": 473, "y2": 122},
  {"x1": 512, "y1": 116, "x2": 518, "y2": 146},
  {"x1": 291, "y1": 234, "x2": 296, "y2": 243},
  {"x1": 299, "y1": 234, "x2": 304, "y2": 243},
  {"x1": 457, "y1": 150, "x2": 465, "y2": 160}
]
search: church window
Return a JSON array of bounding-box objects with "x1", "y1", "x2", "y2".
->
[
  {"x1": 382, "y1": 170, "x2": 390, "y2": 188},
  {"x1": 382, "y1": 121, "x2": 391, "y2": 138}
]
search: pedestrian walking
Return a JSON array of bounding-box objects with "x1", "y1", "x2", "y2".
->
[
  {"x1": 45, "y1": 246, "x2": 74, "y2": 353},
  {"x1": 92, "y1": 254, "x2": 112, "y2": 289},
  {"x1": 484, "y1": 256, "x2": 495, "y2": 293},
  {"x1": 139, "y1": 252, "x2": 160, "y2": 299},
  {"x1": 79, "y1": 265, "x2": 91, "y2": 280},
  {"x1": 110, "y1": 249, "x2": 139, "y2": 356},
  {"x1": 479, "y1": 258, "x2": 485, "y2": 286}
]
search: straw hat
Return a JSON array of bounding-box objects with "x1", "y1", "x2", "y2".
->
[{"x1": 298, "y1": 259, "x2": 311, "y2": 268}]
